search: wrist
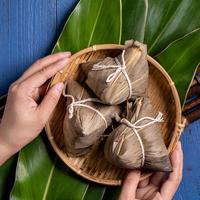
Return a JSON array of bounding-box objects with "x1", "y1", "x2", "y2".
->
[{"x1": 0, "y1": 124, "x2": 19, "y2": 165}]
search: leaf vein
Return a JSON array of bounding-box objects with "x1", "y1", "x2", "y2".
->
[
  {"x1": 148, "y1": 1, "x2": 182, "y2": 53},
  {"x1": 42, "y1": 159, "x2": 56, "y2": 200},
  {"x1": 87, "y1": 0, "x2": 104, "y2": 46}
]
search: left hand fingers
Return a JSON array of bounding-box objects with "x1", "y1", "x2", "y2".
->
[
  {"x1": 118, "y1": 170, "x2": 141, "y2": 200},
  {"x1": 18, "y1": 57, "x2": 70, "y2": 91},
  {"x1": 16, "y1": 52, "x2": 71, "y2": 84},
  {"x1": 30, "y1": 81, "x2": 49, "y2": 103},
  {"x1": 37, "y1": 82, "x2": 64, "y2": 123},
  {"x1": 38, "y1": 81, "x2": 49, "y2": 97}
]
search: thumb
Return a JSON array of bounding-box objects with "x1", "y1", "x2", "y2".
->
[
  {"x1": 119, "y1": 170, "x2": 141, "y2": 200},
  {"x1": 160, "y1": 142, "x2": 183, "y2": 200},
  {"x1": 38, "y1": 82, "x2": 64, "y2": 123}
]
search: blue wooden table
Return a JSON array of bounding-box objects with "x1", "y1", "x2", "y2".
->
[{"x1": 0, "y1": 1, "x2": 200, "y2": 199}]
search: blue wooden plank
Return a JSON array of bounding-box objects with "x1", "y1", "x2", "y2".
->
[
  {"x1": 0, "y1": 0, "x2": 57, "y2": 95},
  {"x1": 174, "y1": 120, "x2": 200, "y2": 200},
  {"x1": 0, "y1": 1, "x2": 57, "y2": 199}
]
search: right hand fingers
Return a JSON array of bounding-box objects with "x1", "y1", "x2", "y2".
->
[
  {"x1": 118, "y1": 170, "x2": 141, "y2": 200},
  {"x1": 150, "y1": 172, "x2": 168, "y2": 187},
  {"x1": 138, "y1": 177, "x2": 149, "y2": 188},
  {"x1": 160, "y1": 141, "x2": 183, "y2": 200}
]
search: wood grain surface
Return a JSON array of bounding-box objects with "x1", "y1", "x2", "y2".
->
[{"x1": 0, "y1": 1, "x2": 199, "y2": 199}]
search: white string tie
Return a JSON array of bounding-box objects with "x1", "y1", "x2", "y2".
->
[
  {"x1": 91, "y1": 50, "x2": 132, "y2": 99},
  {"x1": 63, "y1": 91, "x2": 108, "y2": 128},
  {"x1": 120, "y1": 112, "x2": 164, "y2": 167}
]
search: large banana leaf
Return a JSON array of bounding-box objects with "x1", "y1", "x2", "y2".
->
[
  {"x1": 10, "y1": 0, "x2": 200, "y2": 199},
  {"x1": 144, "y1": 0, "x2": 200, "y2": 55},
  {"x1": 11, "y1": 135, "x2": 89, "y2": 200},
  {"x1": 83, "y1": 185, "x2": 106, "y2": 200},
  {"x1": 156, "y1": 29, "x2": 200, "y2": 105},
  {"x1": 121, "y1": 0, "x2": 148, "y2": 42},
  {"x1": 54, "y1": 0, "x2": 121, "y2": 53}
]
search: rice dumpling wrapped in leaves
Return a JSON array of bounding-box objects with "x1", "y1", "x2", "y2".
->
[
  {"x1": 63, "y1": 80, "x2": 122, "y2": 156},
  {"x1": 104, "y1": 98, "x2": 172, "y2": 172},
  {"x1": 81, "y1": 41, "x2": 149, "y2": 105}
]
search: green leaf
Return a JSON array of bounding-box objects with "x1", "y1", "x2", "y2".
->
[
  {"x1": 11, "y1": 136, "x2": 89, "y2": 200},
  {"x1": 0, "y1": 155, "x2": 18, "y2": 200},
  {"x1": 121, "y1": 0, "x2": 148, "y2": 43},
  {"x1": 156, "y1": 29, "x2": 200, "y2": 105},
  {"x1": 144, "y1": 0, "x2": 200, "y2": 55},
  {"x1": 102, "y1": 187, "x2": 121, "y2": 200},
  {"x1": 83, "y1": 185, "x2": 106, "y2": 200},
  {"x1": 54, "y1": 0, "x2": 121, "y2": 53}
]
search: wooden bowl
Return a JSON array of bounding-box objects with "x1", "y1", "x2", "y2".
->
[{"x1": 45, "y1": 44, "x2": 184, "y2": 185}]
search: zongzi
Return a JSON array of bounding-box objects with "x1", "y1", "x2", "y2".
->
[
  {"x1": 63, "y1": 80, "x2": 122, "y2": 156},
  {"x1": 81, "y1": 40, "x2": 149, "y2": 105},
  {"x1": 104, "y1": 98, "x2": 172, "y2": 172}
]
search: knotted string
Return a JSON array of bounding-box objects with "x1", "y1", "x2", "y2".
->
[
  {"x1": 62, "y1": 86, "x2": 108, "y2": 128},
  {"x1": 120, "y1": 112, "x2": 164, "y2": 167},
  {"x1": 91, "y1": 50, "x2": 132, "y2": 99}
]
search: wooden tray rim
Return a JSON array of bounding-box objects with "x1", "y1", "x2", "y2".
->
[{"x1": 45, "y1": 44, "x2": 183, "y2": 185}]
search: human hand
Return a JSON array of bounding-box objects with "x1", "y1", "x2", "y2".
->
[
  {"x1": 0, "y1": 52, "x2": 71, "y2": 165},
  {"x1": 119, "y1": 142, "x2": 183, "y2": 200}
]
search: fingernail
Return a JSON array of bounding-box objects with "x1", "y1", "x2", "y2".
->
[
  {"x1": 178, "y1": 141, "x2": 182, "y2": 149},
  {"x1": 56, "y1": 52, "x2": 71, "y2": 59},
  {"x1": 59, "y1": 57, "x2": 70, "y2": 63},
  {"x1": 62, "y1": 55, "x2": 71, "y2": 61},
  {"x1": 62, "y1": 52, "x2": 71, "y2": 57},
  {"x1": 54, "y1": 82, "x2": 64, "y2": 92}
]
